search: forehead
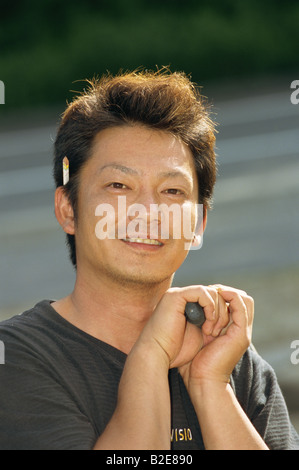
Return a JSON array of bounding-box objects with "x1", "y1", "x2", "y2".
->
[{"x1": 89, "y1": 125, "x2": 197, "y2": 178}]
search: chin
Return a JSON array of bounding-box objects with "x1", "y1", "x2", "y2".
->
[{"x1": 102, "y1": 265, "x2": 175, "y2": 288}]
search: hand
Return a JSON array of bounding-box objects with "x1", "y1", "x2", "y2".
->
[
  {"x1": 136, "y1": 285, "x2": 229, "y2": 369},
  {"x1": 137, "y1": 284, "x2": 254, "y2": 384},
  {"x1": 179, "y1": 285, "x2": 254, "y2": 390}
]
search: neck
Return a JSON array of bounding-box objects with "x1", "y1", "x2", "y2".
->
[{"x1": 52, "y1": 269, "x2": 173, "y2": 354}]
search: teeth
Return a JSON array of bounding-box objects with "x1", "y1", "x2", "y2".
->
[{"x1": 123, "y1": 238, "x2": 162, "y2": 246}]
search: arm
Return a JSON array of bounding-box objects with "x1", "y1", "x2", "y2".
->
[
  {"x1": 93, "y1": 340, "x2": 171, "y2": 450},
  {"x1": 189, "y1": 382, "x2": 268, "y2": 450},
  {"x1": 95, "y1": 284, "x2": 269, "y2": 450}
]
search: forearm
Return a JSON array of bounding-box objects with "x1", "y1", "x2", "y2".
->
[
  {"x1": 93, "y1": 341, "x2": 171, "y2": 450},
  {"x1": 190, "y1": 381, "x2": 269, "y2": 450}
]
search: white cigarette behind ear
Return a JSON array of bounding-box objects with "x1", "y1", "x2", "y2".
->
[{"x1": 63, "y1": 157, "x2": 69, "y2": 185}]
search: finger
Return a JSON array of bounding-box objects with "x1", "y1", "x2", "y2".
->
[
  {"x1": 200, "y1": 286, "x2": 220, "y2": 336},
  {"x1": 211, "y1": 292, "x2": 230, "y2": 337},
  {"x1": 212, "y1": 284, "x2": 254, "y2": 326},
  {"x1": 210, "y1": 284, "x2": 248, "y2": 298},
  {"x1": 218, "y1": 286, "x2": 254, "y2": 329},
  {"x1": 217, "y1": 288, "x2": 248, "y2": 328},
  {"x1": 178, "y1": 285, "x2": 218, "y2": 333},
  {"x1": 242, "y1": 295, "x2": 254, "y2": 328}
]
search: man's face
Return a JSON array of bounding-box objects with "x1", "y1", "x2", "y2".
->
[{"x1": 74, "y1": 125, "x2": 200, "y2": 287}]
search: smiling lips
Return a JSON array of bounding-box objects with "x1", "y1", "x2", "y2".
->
[{"x1": 122, "y1": 237, "x2": 163, "y2": 246}]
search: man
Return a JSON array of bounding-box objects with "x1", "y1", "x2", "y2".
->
[{"x1": 0, "y1": 69, "x2": 298, "y2": 450}]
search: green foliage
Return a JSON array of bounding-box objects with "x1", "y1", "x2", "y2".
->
[{"x1": 0, "y1": 0, "x2": 299, "y2": 108}]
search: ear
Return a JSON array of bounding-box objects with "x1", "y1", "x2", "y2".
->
[
  {"x1": 191, "y1": 205, "x2": 207, "y2": 248},
  {"x1": 54, "y1": 186, "x2": 75, "y2": 235}
]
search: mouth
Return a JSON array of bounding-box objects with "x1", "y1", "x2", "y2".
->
[
  {"x1": 122, "y1": 237, "x2": 163, "y2": 246},
  {"x1": 121, "y1": 236, "x2": 165, "y2": 252}
]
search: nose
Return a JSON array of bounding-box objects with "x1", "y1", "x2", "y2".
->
[{"x1": 126, "y1": 189, "x2": 161, "y2": 238}]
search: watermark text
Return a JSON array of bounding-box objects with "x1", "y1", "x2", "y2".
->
[
  {"x1": 0, "y1": 340, "x2": 5, "y2": 364},
  {"x1": 95, "y1": 196, "x2": 203, "y2": 250},
  {"x1": 0, "y1": 80, "x2": 4, "y2": 104},
  {"x1": 290, "y1": 80, "x2": 299, "y2": 105},
  {"x1": 290, "y1": 340, "x2": 299, "y2": 365}
]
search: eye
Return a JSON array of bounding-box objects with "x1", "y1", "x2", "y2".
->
[
  {"x1": 109, "y1": 182, "x2": 128, "y2": 189},
  {"x1": 164, "y1": 188, "x2": 185, "y2": 195}
]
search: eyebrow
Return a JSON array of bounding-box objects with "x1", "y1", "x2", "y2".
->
[
  {"x1": 158, "y1": 170, "x2": 192, "y2": 180},
  {"x1": 98, "y1": 163, "x2": 139, "y2": 175}
]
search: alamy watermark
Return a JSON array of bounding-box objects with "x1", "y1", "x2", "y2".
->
[
  {"x1": 290, "y1": 80, "x2": 299, "y2": 105},
  {"x1": 290, "y1": 340, "x2": 299, "y2": 365},
  {"x1": 0, "y1": 340, "x2": 5, "y2": 364},
  {"x1": 0, "y1": 80, "x2": 4, "y2": 104},
  {"x1": 94, "y1": 196, "x2": 204, "y2": 250}
]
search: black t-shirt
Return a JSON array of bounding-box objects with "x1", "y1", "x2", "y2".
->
[{"x1": 0, "y1": 300, "x2": 298, "y2": 450}]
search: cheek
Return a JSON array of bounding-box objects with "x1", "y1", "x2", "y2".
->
[
  {"x1": 168, "y1": 203, "x2": 198, "y2": 241},
  {"x1": 75, "y1": 194, "x2": 100, "y2": 243},
  {"x1": 166, "y1": 238, "x2": 190, "y2": 272},
  {"x1": 94, "y1": 203, "x2": 119, "y2": 241}
]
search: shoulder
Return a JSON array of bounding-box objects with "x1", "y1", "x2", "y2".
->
[
  {"x1": 0, "y1": 300, "x2": 55, "y2": 341},
  {"x1": 0, "y1": 300, "x2": 54, "y2": 327},
  {"x1": 0, "y1": 301, "x2": 98, "y2": 450},
  {"x1": 0, "y1": 300, "x2": 64, "y2": 368}
]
